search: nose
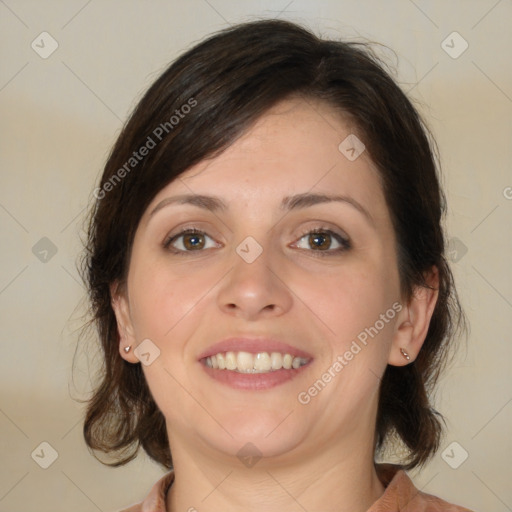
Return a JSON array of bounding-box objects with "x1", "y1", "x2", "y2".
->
[{"x1": 216, "y1": 241, "x2": 293, "y2": 321}]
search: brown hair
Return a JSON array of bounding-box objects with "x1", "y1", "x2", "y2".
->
[{"x1": 79, "y1": 18, "x2": 467, "y2": 471}]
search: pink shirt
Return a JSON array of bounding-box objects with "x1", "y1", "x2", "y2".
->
[{"x1": 118, "y1": 463, "x2": 475, "y2": 512}]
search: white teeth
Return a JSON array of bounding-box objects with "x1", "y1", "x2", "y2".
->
[
  {"x1": 204, "y1": 351, "x2": 309, "y2": 373},
  {"x1": 283, "y1": 354, "x2": 293, "y2": 369},
  {"x1": 270, "y1": 352, "x2": 283, "y2": 370},
  {"x1": 254, "y1": 352, "x2": 271, "y2": 371},
  {"x1": 236, "y1": 351, "x2": 254, "y2": 371},
  {"x1": 225, "y1": 351, "x2": 237, "y2": 370}
]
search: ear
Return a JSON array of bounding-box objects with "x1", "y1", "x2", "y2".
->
[
  {"x1": 388, "y1": 266, "x2": 440, "y2": 366},
  {"x1": 110, "y1": 280, "x2": 139, "y2": 364}
]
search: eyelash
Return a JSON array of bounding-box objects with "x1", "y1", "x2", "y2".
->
[
  {"x1": 294, "y1": 227, "x2": 351, "y2": 256},
  {"x1": 163, "y1": 226, "x2": 351, "y2": 257}
]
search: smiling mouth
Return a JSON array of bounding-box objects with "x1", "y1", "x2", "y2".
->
[{"x1": 202, "y1": 351, "x2": 311, "y2": 374}]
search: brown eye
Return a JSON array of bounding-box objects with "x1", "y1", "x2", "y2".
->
[
  {"x1": 182, "y1": 232, "x2": 205, "y2": 250},
  {"x1": 164, "y1": 228, "x2": 218, "y2": 253},
  {"x1": 293, "y1": 228, "x2": 351, "y2": 256},
  {"x1": 308, "y1": 232, "x2": 331, "y2": 250}
]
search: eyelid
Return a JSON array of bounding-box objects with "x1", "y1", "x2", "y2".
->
[
  {"x1": 162, "y1": 220, "x2": 222, "y2": 244},
  {"x1": 291, "y1": 226, "x2": 351, "y2": 253},
  {"x1": 292, "y1": 219, "x2": 351, "y2": 243}
]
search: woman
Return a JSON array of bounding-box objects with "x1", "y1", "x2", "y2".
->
[{"x1": 80, "y1": 18, "x2": 474, "y2": 511}]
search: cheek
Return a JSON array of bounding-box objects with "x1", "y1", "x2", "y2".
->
[
  {"x1": 127, "y1": 257, "x2": 206, "y2": 340},
  {"x1": 306, "y1": 264, "x2": 397, "y2": 409},
  {"x1": 291, "y1": 257, "x2": 394, "y2": 349}
]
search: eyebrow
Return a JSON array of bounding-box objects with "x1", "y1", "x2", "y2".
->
[{"x1": 149, "y1": 192, "x2": 374, "y2": 226}]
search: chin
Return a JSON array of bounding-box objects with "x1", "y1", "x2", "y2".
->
[{"x1": 203, "y1": 409, "x2": 308, "y2": 462}]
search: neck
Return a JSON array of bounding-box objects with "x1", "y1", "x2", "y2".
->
[{"x1": 165, "y1": 434, "x2": 386, "y2": 512}]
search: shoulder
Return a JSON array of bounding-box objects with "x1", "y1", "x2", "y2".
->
[
  {"x1": 371, "y1": 464, "x2": 476, "y2": 512},
  {"x1": 117, "y1": 470, "x2": 175, "y2": 512}
]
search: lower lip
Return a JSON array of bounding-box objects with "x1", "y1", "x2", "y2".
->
[{"x1": 200, "y1": 362, "x2": 312, "y2": 390}]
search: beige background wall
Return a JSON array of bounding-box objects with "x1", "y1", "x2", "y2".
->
[{"x1": 1, "y1": 1, "x2": 510, "y2": 511}]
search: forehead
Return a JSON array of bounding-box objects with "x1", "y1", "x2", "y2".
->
[{"x1": 145, "y1": 97, "x2": 387, "y2": 221}]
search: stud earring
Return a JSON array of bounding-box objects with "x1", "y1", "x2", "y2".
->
[
  {"x1": 400, "y1": 348, "x2": 410, "y2": 361},
  {"x1": 123, "y1": 346, "x2": 131, "y2": 353}
]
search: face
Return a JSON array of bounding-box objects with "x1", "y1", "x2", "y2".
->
[{"x1": 113, "y1": 97, "x2": 409, "y2": 465}]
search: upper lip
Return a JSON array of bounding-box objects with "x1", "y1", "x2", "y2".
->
[{"x1": 198, "y1": 336, "x2": 314, "y2": 361}]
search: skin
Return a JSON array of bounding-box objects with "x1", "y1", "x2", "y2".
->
[{"x1": 111, "y1": 96, "x2": 439, "y2": 512}]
